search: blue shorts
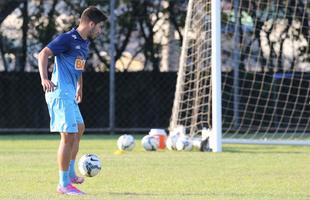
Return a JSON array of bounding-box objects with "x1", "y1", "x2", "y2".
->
[{"x1": 46, "y1": 98, "x2": 84, "y2": 133}]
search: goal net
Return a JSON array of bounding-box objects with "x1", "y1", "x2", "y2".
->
[{"x1": 169, "y1": 0, "x2": 310, "y2": 147}]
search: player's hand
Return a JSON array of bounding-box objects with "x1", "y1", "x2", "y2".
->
[
  {"x1": 76, "y1": 89, "x2": 83, "y2": 104},
  {"x1": 41, "y1": 79, "x2": 56, "y2": 92}
]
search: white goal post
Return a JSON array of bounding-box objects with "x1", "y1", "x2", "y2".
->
[{"x1": 169, "y1": 0, "x2": 310, "y2": 150}]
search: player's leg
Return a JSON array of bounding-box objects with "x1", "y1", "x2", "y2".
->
[
  {"x1": 58, "y1": 132, "x2": 74, "y2": 187},
  {"x1": 70, "y1": 123, "x2": 85, "y2": 184},
  {"x1": 47, "y1": 98, "x2": 85, "y2": 195},
  {"x1": 71, "y1": 123, "x2": 85, "y2": 160},
  {"x1": 69, "y1": 103, "x2": 85, "y2": 184},
  {"x1": 56, "y1": 132, "x2": 85, "y2": 195}
]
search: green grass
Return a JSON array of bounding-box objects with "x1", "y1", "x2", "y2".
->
[{"x1": 0, "y1": 134, "x2": 310, "y2": 200}]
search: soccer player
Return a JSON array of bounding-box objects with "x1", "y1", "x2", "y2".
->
[{"x1": 38, "y1": 6, "x2": 106, "y2": 195}]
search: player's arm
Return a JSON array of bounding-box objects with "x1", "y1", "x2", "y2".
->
[
  {"x1": 38, "y1": 47, "x2": 55, "y2": 92},
  {"x1": 76, "y1": 75, "x2": 83, "y2": 103},
  {"x1": 40, "y1": 33, "x2": 70, "y2": 92}
]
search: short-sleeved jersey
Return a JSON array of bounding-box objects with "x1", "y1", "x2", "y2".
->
[{"x1": 45, "y1": 29, "x2": 89, "y2": 100}]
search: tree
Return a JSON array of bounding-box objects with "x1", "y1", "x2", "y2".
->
[
  {"x1": 0, "y1": 0, "x2": 188, "y2": 72},
  {"x1": 0, "y1": 1, "x2": 24, "y2": 24},
  {"x1": 160, "y1": 0, "x2": 186, "y2": 71},
  {"x1": 114, "y1": 0, "x2": 186, "y2": 72},
  {"x1": 239, "y1": 0, "x2": 310, "y2": 72},
  {"x1": 0, "y1": 0, "x2": 25, "y2": 71}
]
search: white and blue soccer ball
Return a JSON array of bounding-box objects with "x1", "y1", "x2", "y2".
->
[
  {"x1": 117, "y1": 134, "x2": 135, "y2": 151},
  {"x1": 78, "y1": 154, "x2": 102, "y2": 177},
  {"x1": 141, "y1": 135, "x2": 158, "y2": 151},
  {"x1": 176, "y1": 136, "x2": 193, "y2": 151},
  {"x1": 166, "y1": 134, "x2": 179, "y2": 150}
]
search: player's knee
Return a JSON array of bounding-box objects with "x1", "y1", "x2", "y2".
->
[
  {"x1": 78, "y1": 124, "x2": 85, "y2": 134},
  {"x1": 61, "y1": 133, "x2": 75, "y2": 144}
]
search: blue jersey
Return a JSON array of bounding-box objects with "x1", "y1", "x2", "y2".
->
[{"x1": 46, "y1": 29, "x2": 89, "y2": 100}]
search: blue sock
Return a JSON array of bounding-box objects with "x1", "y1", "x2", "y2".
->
[
  {"x1": 69, "y1": 160, "x2": 76, "y2": 179},
  {"x1": 59, "y1": 170, "x2": 70, "y2": 187}
]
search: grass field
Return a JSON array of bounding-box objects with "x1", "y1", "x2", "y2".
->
[{"x1": 0, "y1": 134, "x2": 310, "y2": 200}]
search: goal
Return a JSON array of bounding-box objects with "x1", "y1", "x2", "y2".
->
[{"x1": 169, "y1": 0, "x2": 310, "y2": 151}]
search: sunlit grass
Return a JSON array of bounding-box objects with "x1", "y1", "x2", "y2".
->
[{"x1": 0, "y1": 134, "x2": 310, "y2": 200}]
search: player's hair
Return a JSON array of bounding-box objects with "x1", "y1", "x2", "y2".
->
[{"x1": 80, "y1": 6, "x2": 107, "y2": 24}]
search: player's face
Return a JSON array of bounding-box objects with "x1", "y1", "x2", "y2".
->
[{"x1": 89, "y1": 22, "x2": 103, "y2": 39}]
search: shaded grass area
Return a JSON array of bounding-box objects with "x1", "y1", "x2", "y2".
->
[{"x1": 0, "y1": 134, "x2": 310, "y2": 200}]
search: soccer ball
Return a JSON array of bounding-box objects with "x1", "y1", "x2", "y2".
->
[
  {"x1": 78, "y1": 154, "x2": 101, "y2": 177},
  {"x1": 166, "y1": 134, "x2": 179, "y2": 150},
  {"x1": 176, "y1": 136, "x2": 193, "y2": 151},
  {"x1": 141, "y1": 135, "x2": 158, "y2": 151},
  {"x1": 117, "y1": 134, "x2": 135, "y2": 151}
]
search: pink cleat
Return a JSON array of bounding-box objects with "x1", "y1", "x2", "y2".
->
[
  {"x1": 57, "y1": 183, "x2": 85, "y2": 195},
  {"x1": 71, "y1": 176, "x2": 85, "y2": 184}
]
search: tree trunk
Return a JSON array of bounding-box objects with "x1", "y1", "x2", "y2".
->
[
  {"x1": 0, "y1": 35, "x2": 8, "y2": 71},
  {"x1": 20, "y1": 0, "x2": 28, "y2": 72},
  {"x1": 160, "y1": 1, "x2": 180, "y2": 72}
]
